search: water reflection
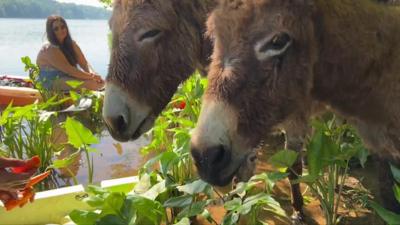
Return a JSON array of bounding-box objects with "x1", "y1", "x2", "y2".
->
[
  {"x1": 43, "y1": 105, "x2": 151, "y2": 187},
  {"x1": 76, "y1": 133, "x2": 150, "y2": 185},
  {"x1": 52, "y1": 123, "x2": 150, "y2": 187}
]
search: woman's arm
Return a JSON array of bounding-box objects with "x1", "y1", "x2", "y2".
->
[
  {"x1": 73, "y1": 41, "x2": 95, "y2": 73},
  {"x1": 46, "y1": 47, "x2": 94, "y2": 80}
]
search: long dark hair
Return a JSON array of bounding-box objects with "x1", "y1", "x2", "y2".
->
[{"x1": 46, "y1": 15, "x2": 77, "y2": 66}]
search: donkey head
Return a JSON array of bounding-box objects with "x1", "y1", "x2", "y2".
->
[
  {"x1": 103, "y1": 0, "x2": 212, "y2": 141},
  {"x1": 191, "y1": 0, "x2": 317, "y2": 186}
]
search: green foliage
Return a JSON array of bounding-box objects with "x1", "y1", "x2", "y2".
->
[
  {"x1": 0, "y1": 0, "x2": 111, "y2": 19},
  {"x1": 62, "y1": 117, "x2": 99, "y2": 184},
  {"x1": 70, "y1": 186, "x2": 165, "y2": 225},
  {"x1": 0, "y1": 97, "x2": 65, "y2": 190},
  {"x1": 70, "y1": 73, "x2": 289, "y2": 225},
  {"x1": 369, "y1": 201, "x2": 400, "y2": 225},
  {"x1": 21, "y1": 56, "x2": 52, "y2": 101},
  {"x1": 222, "y1": 184, "x2": 289, "y2": 225},
  {"x1": 368, "y1": 164, "x2": 400, "y2": 225},
  {"x1": 99, "y1": 0, "x2": 112, "y2": 7},
  {"x1": 391, "y1": 164, "x2": 400, "y2": 183},
  {"x1": 65, "y1": 117, "x2": 99, "y2": 148},
  {"x1": 268, "y1": 149, "x2": 298, "y2": 171},
  {"x1": 270, "y1": 116, "x2": 369, "y2": 225},
  {"x1": 300, "y1": 116, "x2": 366, "y2": 225}
]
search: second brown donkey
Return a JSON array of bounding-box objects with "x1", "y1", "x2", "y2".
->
[{"x1": 191, "y1": 0, "x2": 400, "y2": 221}]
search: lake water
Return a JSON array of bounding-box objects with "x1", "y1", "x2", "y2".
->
[{"x1": 0, "y1": 18, "x2": 110, "y2": 77}]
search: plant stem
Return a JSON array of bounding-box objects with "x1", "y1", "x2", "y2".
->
[{"x1": 333, "y1": 161, "x2": 349, "y2": 225}]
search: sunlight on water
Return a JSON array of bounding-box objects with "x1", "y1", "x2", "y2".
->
[{"x1": 0, "y1": 18, "x2": 110, "y2": 77}]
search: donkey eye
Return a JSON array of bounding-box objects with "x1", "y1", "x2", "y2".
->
[
  {"x1": 255, "y1": 32, "x2": 292, "y2": 61},
  {"x1": 138, "y1": 29, "x2": 161, "y2": 42}
]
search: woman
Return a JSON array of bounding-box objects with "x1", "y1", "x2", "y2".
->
[{"x1": 36, "y1": 15, "x2": 104, "y2": 91}]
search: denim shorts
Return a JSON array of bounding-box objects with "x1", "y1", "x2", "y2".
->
[{"x1": 37, "y1": 68, "x2": 72, "y2": 90}]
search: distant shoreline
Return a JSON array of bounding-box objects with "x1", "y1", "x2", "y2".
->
[{"x1": 0, "y1": 0, "x2": 111, "y2": 20}]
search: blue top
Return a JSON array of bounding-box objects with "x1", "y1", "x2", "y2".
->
[{"x1": 37, "y1": 66, "x2": 72, "y2": 90}]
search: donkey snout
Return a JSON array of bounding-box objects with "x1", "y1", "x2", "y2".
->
[
  {"x1": 191, "y1": 144, "x2": 231, "y2": 171},
  {"x1": 104, "y1": 113, "x2": 129, "y2": 137}
]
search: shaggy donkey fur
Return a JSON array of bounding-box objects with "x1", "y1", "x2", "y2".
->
[
  {"x1": 191, "y1": 0, "x2": 400, "y2": 221},
  {"x1": 102, "y1": 0, "x2": 217, "y2": 142}
]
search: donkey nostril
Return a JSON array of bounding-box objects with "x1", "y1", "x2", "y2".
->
[
  {"x1": 115, "y1": 115, "x2": 127, "y2": 131},
  {"x1": 107, "y1": 115, "x2": 128, "y2": 134},
  {"x1": 212, "y1": 146, "x2": 225, "y2": 164},
  {"x1": 206, "y1": 145, "x2": 231, "y2": 167}
]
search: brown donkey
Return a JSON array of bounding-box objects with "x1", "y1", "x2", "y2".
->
[
  {"x1": 191, "y1": 0, "x2": 400, "y2": 221},
  {"x1": 103, "y1": 0, "x2": 216, "y2": 141}
]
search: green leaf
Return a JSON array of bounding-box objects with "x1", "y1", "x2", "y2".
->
[
  {"x1": 177, "y1": 179, "x2": 210, "y2": 195},
  {"x1": 84, "y1": 195, "x2": 105, "y2": 208},
  {"x1": 390, "y1": 164, "x2": 400, "y2": 183},
  {"x1": 70, "y1": 91, "x2": 80, "y2": 101},
  {"x1": 132, "y1": 174, "x2": 152, "y2": 194},
  {"x1": 163, "y1": 195, "x2": 193, "y2": 208},
  {"x1": 126, "y1": 195, "x2": 165, "y2": 225},
  {"x1": 51, "y1": 158, "x2": 74, "y2": 169},
  {"x1": 296, "y1": 174, "x2": 318, "y2": 183},
  {"x1": 239, "y1": 193, "x2": 270, "y2": 215},
  {"x1": 13, "y1": 105, "x2": 34, "y2": 119},
  {"x1": 50, "y1": 150, "x2": 81, "y2": 169},
  {"x1": 306, "y1": 126, "x2": 339, "y2": 177},
  {"x1": 142, "y1": 180, "x2": 166, "y2": 200},
  {"x1": 369, "y1": 201, "x2": 400, "y2": 225},
  {"x1": 357, "y1": 146, "x2": 369, "y2": 168},
  {"x1": 143, "y1": 151, "x2": 178, "y2": 175},
  {"x1": 174, "y1": 217, "x2": 190, "y2": 225},
  {"x1": 96, "y1": 214, "x2": 126, "y2": 225},
  {"x1": 120, "y1": 198, "x2": 136, "y2": 224},
  {"x1": 262, "y1": 197, "x2": 288, "y2": 219},
  {"x1": 394, "y1": 184, "x2": 400, "y2": 204},
  {"x1": 224, "y1": 198, "x2": 242, "y2": 211},
  {"x1": 69, "y1": 210, "x2": 99, "y2": 225},
  {"x1": 99, "y1": 192, "x2": 126, "y2": 218},
  {"x1": 65, "y1": 117, "x2": 99, "y2": 148},
  {"x1": 159, "y1": 151, "x2": 179, "y2": 175},
  {"x1": 86, "y1": 185, "x2": 109, "y2": 195},
  {"x1": 177, "y1": 201, "x2": 208, "y2": 220},
  {"x1": 0, "y1": 104, "x2": 13, "y2": 126},
  {"x1": 221, "y1": 212, "x2": 239, "y2": 225},
  {"x1": 250, "y1": 172, "x2": 289, "y2": 192},
  {"x1": 268, "y1": 149, "x2": 298, "y2": 170},
  {"x1": 201, "y1": 209, "x2": 214, "y2": 224},
  {"x1": 66, "y1": 80, "x2": 84, "y2": 89},
  {"x1": 229, "y1": 182, "x2": 251, "y2": 198}
]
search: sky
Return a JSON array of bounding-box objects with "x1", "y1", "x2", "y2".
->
[{"x1": 56, "y1": 0, "x2": 105, "y2": 8}]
